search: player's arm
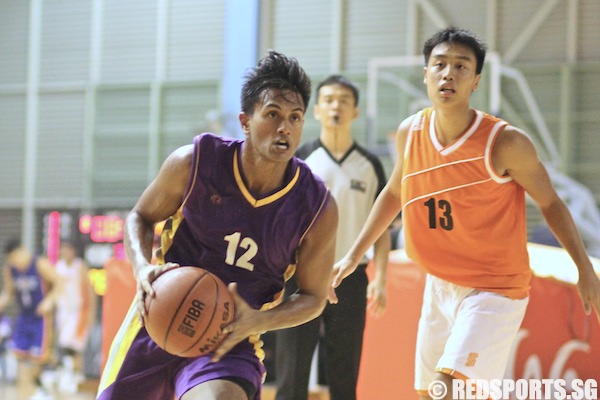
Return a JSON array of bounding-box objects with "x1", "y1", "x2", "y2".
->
[
  {"x1": 367, "y1": 227, "x2": 391, "y2": 317},
  {"x1": 331, "y1": 117, "x2": 409, "y2": 290},
  {"x1": 124, "y1": 144, "x2": 193, "y2": 318},
  {"x1": 36, "y1": 256, "x2": 62, "y2": 316},
  {"x1": 211, "y1": 196, "x2": 338, "y2": 362},
  {"x1": 0, "y1": 265, "x2": 15, "y2": 312},
  {"x1": 280, "y1": 196, "x2": 338, "y2": 325},
  {"x1": 493, "y1": 126, "x2": 600, "y2": 322}
]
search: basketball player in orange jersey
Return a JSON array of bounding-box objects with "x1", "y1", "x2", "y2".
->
[
  {"x1": 331, "y1": 27, "x2": 600, "y2": 399},
  {"x1": 96, "y1": 51, "x2": 338, "y2": 400}
]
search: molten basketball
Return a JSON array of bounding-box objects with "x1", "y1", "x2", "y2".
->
[{"x1": 144, "y1": 266, "x2": 234, "y2": 357}]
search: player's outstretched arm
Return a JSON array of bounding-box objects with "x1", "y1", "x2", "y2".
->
[
  {"x1": 367, "y1": 228, "x2": 392, "y2": 317},
  {"x1": 331, "y1": 119, "x2": 409, "y2": 294},
  {"x1": 493, "y1": 126, "x2": 600, "y2": 322},
  {"x1": 124, "y1": 144, "x2": 192, "y2": 320}
]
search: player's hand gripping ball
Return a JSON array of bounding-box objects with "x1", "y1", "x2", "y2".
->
[{"x1": 144, "y1": 266, "x2": 235, "y2": 357}]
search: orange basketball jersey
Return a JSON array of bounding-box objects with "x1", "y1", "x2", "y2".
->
[{"x1": 401, "y1": 108, "x2": 531, "y2": 299}]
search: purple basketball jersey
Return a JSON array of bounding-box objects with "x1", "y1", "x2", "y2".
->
[
  {"x1": 97, "y1": 133, "x2": 330, "y2": 400},
  {"x1": 160, "y1": 133, "x2": 330, "y2": 310},
  {"x1": 8, "y1": 257, "x2": 52, "y2": 360}
]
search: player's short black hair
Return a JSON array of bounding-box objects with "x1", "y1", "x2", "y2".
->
[
  {"x1": 240, "y1": 50, "x2": 312, "y2": 115},
  {"x1": 4, "y1": 238, "x2": 21, "y2": 255},
  {"x1": 423, "y1": 27, "x2": 487, "y2": 75},
  {"x1": 316, "y1": 75, "x2": 360, "y2": 106}
]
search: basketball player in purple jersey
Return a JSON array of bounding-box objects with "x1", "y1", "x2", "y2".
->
[
  {"x1": 96, "y1": 51, "x2": 338, "y2": 400},
  {"x1": 0, "y1": 239, "x2": 62, "y2": 399}
]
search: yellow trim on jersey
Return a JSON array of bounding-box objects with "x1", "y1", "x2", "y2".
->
[
  {"x1": 247, "y1": 333, "x2": 268, "y2": 383},
  {"x1": 155, "y1": 206, "x2": 185, "y2": 265},
  {"x1": 96, "y1": 301, "x2": 142, "y2": 395},
  {"x1": 283, "y1": 263, "x2": 297, "y2": 282},
  {"x1": 233, "y1": 149, "x2": 300, "y2": 208},
  {"x1": 154, "y1": 140, "x2": 202, "y2": 263}
]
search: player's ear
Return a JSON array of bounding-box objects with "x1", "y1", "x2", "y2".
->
[
  {"x1": 239, "y1": 112, "x2": 250, "y2": 134},
  {"x1": 423, "y1": 66, "x2": 428, "y2": 84},
  {"x1": 472, "y1": 74, "x2": 481, "y2": 92}
]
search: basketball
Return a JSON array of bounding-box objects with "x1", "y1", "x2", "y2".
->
[{"x1": 144, "y1": 266, "x2": 234, "y2": 357}]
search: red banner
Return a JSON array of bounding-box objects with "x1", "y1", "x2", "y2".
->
[{"x1": 358, "y1": 245, "x2": 600, "y2": 399}]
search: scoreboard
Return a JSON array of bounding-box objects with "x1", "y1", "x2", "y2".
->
[{"x1": 39, "y1": 209, "x2": 129, "y2": 296}]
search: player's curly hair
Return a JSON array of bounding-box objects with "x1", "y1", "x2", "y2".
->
[{"x1": 241, "y1": 50, "x2": 312, "y2": 115}]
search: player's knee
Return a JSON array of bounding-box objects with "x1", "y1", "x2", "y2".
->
[{"x1": 430, "y1": 371, "x2": 457, "y2": 400}]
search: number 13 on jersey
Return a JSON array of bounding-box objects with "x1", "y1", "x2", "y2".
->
[{"x1": 424, "y1": 198, "x2": 454, "y2": 230}]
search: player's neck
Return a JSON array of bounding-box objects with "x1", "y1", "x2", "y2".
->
[
  {"x1": 433, "y1": 107, "x2": 476, "y2": 146},
  {"x1": 240, "y1": 142, "x2": 291, "y2": 196},
  {"x1": 13, "y1": 253, "x2": 33, "y2": 270},
  {"x1": 241, "y1": 158, "x2": 288, "y2": 196},
  {"x1": 63, "y1": 257, "x2": 76, "y2": 266},
  {"x1": 320, "y1": 129, "x2": 353, "y2": 160}
]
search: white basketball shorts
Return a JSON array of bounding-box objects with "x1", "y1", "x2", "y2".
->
[{"x1": 414, "y1": 274, "x2": 529, "y2": 394}]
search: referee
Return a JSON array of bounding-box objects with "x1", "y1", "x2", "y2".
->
[{"x1": 275, "y1": 75, "x2": 391, "y2": 400}]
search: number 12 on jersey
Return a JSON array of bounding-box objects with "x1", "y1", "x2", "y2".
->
[{"x1": 224, "y1": 232, "x2": 258, "y2": 271}]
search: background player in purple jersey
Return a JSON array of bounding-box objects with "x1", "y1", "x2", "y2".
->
[
  {"x1": 0, "y1": 239, "x2": 61, "y2": 400},
  {"x1": 96, "y1": 51, "x2": 338, "y2": 400}
]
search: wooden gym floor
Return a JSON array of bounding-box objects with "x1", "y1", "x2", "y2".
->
[{"x1": 0, "y1": 380, "x2": 330, "y2": 400}]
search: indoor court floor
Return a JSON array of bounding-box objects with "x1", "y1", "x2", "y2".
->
[
  {"x1": 0, "y1": 381, "x2": 326, "y2": 400},
  {"x1": 0, "y1": 379, "x2": 98, "y2": 400}
]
